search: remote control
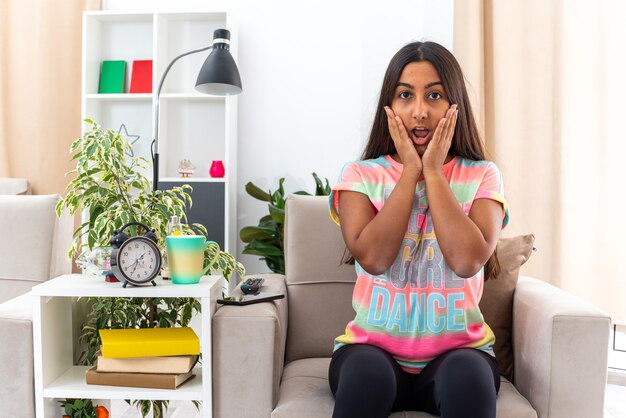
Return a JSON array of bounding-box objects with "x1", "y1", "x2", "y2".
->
[{"x1": 241, "y1": 277, "x2": 265, "y2": 295}]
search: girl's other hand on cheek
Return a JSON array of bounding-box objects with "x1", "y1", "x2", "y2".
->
[
  {"x1": 384, "y1": 106, "x2": 422, "y2": 176},
  {"x1": 422, "y1": 104, "x2": 458, "y2": 177}
]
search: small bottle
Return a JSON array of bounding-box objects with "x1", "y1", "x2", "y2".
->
[{"x1": 167, "y1": 215, "x2": 183, "y2": 236}]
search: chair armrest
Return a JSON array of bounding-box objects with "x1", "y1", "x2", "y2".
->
[
  {"x1": 212, "y1": 274, "x2": 288, "y2": 418},
  {"x1": 0, "y1": 292, "x2": 36, "y2": 418},
  {"x1": 513, "y1": 276, "x2": 610, "y2": 418}
]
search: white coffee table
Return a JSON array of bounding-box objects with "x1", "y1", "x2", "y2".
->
[{"x1": 32, "y1": 273, "x2": 223, "y2": 418}]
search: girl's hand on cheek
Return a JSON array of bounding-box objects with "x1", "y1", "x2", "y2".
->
[
  {"x1": 423, "y1": 104, "x2": 458, "y2": 177},
  {"x1": 384, "y1": 106, "x2": 422, "y2": 176}
]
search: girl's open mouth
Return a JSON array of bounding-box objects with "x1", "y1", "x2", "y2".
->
[{"x1": 410, "y1": 128, "x2": 431, "y2": 145}]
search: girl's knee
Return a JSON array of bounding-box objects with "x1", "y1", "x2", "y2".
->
[
  {"x1": 331, "y1": 345, "x2": 400, "y2": 418},
  {"x1": 433, "y1": 349, "x2": 497, "y2": 416},
  {"x1": 433, "y1": 350, "x2": 497, "y2": 394},
  {"x1": 339, "y1": 345, "x2": 399, "y2": 387}
]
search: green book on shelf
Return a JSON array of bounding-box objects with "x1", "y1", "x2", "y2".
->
[{"x1": 99, "y1": 60, "x2": 126, "y2": 93}]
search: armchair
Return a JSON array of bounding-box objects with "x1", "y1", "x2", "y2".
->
[
  {"x1": 0, "y1": 194, "x2": 73, "y2": 418},
  {"x1": 213, "y1": 195, "x2": 610, "y2": 418}
]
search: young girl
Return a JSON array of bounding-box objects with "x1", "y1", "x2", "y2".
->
[{"x1": 328, "y1": 41, "x2": 509, "y2": 418}]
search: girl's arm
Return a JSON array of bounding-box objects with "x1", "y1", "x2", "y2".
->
[
  {"x1": 422, "y1": 107, "x2": 504, "y2": 277},
  {"x1": 425, "y1": 175, "x2": 504, "y2": 277},
  {"x1": 337, "y1": 170, "x2": 418, "y2": 276},
  {"x1": 337, "y1": 106, "x2": 423, "y2": 275}
]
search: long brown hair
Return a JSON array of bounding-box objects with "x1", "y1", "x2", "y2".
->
[{"x1": 345, "y1": 41, "x2": 500, "y2": 280}]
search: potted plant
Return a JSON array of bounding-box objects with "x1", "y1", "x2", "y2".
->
[
  {"x1": 56, "y1": 119, "x2": 245, "y2": 418},
  {"x1": 239, "y1": 173, "x2": 331, "y2": 274},
  {"x1": 56, "y1": 119, "x2": 244, "y2": 280},
  {"x1": 58, "y1": 399, "x2": 109, "y2": 418}
]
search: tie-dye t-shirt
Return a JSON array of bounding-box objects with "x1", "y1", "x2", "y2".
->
[{"x1": 329, "y1": 154, "x2": 510, "y2": 374}]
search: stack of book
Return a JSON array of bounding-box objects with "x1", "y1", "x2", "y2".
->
[{"x1": 86, "y1": 327, "x2": 200, "y2": 389}]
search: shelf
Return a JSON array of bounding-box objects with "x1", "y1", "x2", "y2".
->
[
  {"x1": 43, "y1": 366, "x2": 203, "y2": 401},
  {"x1": 160, "y1": 93, "x2": 225, "y2": 100},
  {"x1": 84, "y1": 11, "x2": 154, "y2": 23},
  {"x1": 158, "y1": 12, "x2": 227, "y2": 22},
  {"x1": 160, "y1": 177, "x2": 226, "y2": 183},
  {"x1": 84, "y1": 94, "x2": 225, "y2": 101},
  {"x1": 32, "y1": 274, "x2": 221, "y2": 298},
  {"x1": 85, "y1": 93, "x2": 152, "y2": 100}
]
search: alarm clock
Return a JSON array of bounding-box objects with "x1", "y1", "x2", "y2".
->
[{"x1": 109, "y1": 222, "x2": 162, "y2": 287}]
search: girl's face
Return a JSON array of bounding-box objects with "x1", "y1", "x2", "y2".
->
[{"x1": 390, "y1": 61, "x2": 451, "y2": 156}]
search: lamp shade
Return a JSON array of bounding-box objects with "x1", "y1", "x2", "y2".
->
[{"x1": 195, "y1": 29, "x2": 242, "y2": 95}]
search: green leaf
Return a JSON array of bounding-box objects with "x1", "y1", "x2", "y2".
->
[
  {"x1": 181, "y1": 303, "x2": 192, "y2": 326},
  {"x1": 312, "y1": 172, "x2": 332, "y2": 195},
  {"x1": 89, "y1": 205, "x2": 104, "y2": 228},
  {"x1": 272, "y1": 179, "x2": 285, "y2": 207},
  {"x1": 141, "y1": 400, "x2": 150, "y2": 417},
  {"x1": 268, "y1": 204, "x2": 285, "y2": 224},
  {"x1": 245, "y1": 182, "x2": 272, "y2": 202},
  {"x1": 85, "y1": 142, "x2": 97, "y2": 158},
  {"x1": 242, "y1": 240, "x2": 283, "y2": 256},
  {"x1": 239, "y1": 225, "x2": 275, "y2": 242},
  {"x1": 277, "y1": 177, "x2": 285, "y2": 196},
  {"x1": 265, "y1": 255, "x2": 285, "y2": 275}
]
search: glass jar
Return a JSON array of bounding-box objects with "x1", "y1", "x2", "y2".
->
[{"x1": 167, "y1": 215, "x2": 183, "y2": 236}]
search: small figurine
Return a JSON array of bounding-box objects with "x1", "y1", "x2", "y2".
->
[{"x1": 177, "y1": 159, "x2": 196, "y2": 178}]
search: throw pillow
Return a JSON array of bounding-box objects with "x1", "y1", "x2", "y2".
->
[{"x1": 479, "y1": 234, "x2": 535, "y2": 382}]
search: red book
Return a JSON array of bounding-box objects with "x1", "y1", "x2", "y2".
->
[{"x1": 129, "y1": 60, "x2": 152, "y2": 93}]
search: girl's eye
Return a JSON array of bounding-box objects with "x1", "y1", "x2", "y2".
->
[
  {"x1": 399, "y1": 91, "x2": 412, "y2": 99},
  {"x1": 428, "y1": 91, "x2": 442, "y2": 100}
]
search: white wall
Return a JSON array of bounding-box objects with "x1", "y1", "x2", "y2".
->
[{"x1": 103, "y1": 0, "x2": 454, "y2": 274}]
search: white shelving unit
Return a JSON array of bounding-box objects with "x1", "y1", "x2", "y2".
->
[
  {"x1": 82, "y1": 11, "x2": 238, "y2": 253},
  {"x1": 32, "y1": 274, "x2": 223, "y2": 418}
]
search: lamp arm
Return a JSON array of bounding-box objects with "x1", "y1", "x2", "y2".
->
[{"x1": 152, "y1": 44, "x2": 213, "y2": 191}]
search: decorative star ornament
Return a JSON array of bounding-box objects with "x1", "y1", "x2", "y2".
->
[{"x1": 118, "y1": 123, "x2": 141, "y2": 158}]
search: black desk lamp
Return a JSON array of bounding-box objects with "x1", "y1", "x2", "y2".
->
[{"x1": 152, "y1": 29, "x2": 242, "y2": 191}]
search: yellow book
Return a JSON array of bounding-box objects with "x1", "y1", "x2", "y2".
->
[{"x1": 99, "y1": 327, "x2": 200, "y2": 358}]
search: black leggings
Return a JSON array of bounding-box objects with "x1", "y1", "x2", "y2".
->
[{"x1": 329, "y1": 344, "x2": 500, "y2": 418}]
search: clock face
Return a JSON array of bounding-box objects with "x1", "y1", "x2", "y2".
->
[{"x1": 116, "y1": 237, "x2": 162, "y2": 284}]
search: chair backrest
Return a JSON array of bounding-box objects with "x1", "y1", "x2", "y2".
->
[
  {"x1": 283, "y1": 194, "x2": 356, "y2": 362},
  {"x1": 0, "y1": 195, "x2": 73, "y2": 303}
]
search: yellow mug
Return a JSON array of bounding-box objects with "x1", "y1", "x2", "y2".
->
[{"x1": 166, "y1": 235, "x2": 220, "y2": 284}]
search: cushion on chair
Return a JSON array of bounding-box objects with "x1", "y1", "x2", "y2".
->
[
  {"x1": 284, "y1": 282, "x2": 356, "y2": 363},
  {"x1": 284, "y1": 195, "x2": 356, "y2": 286},
  {"x1": 479, "y1": 234, "x2": 535, "y2": 382},
  {"x1": 272, "y1": 358, "x2": 536, "y2": 418},
  {"x1": 284, "y1": 195, "x2": 357, "y2": 362}
]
